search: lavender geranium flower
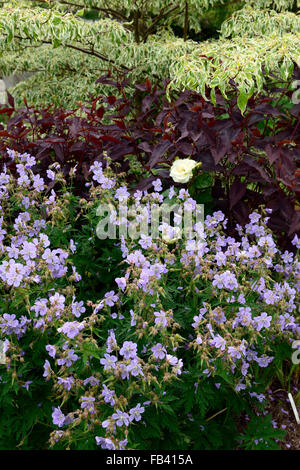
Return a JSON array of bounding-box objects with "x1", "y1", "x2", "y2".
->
[
  {"x1": 152, "y1": 179, "x2": 162, "y2": 192},
  {"x1": 212, "y1": 308, "x2": 226, "y2": 324},
  {"x1": 154, "y1": 310, "x2": 168, "y2": 330},
  {"x1": 128, "y1": 309, "x2": 136, "y2": 327},
  {"x1": 46, "y1": 344, "x2": 56, "y2": 358},
  {"x1": 166, "y1": 354, "x2": 179, "y2": 366},
  {"x1": 57, "y1": 376, "x2": 75, "y2": 391},
  {"x1": 95, "y1": 437, "x2": 116, "y2": 450},
  {"x1": 228, "y1": 346, "x2": 242, "y2": 360},
  {"x1": 139, "y1": 234, "x2": 152, "y2": 250},
  {"x1": 281, "y1": 251, "x2": 294, "y2": 264},
  {"x1": 112, "y1": 409, "x2": 130, "y2": 427},
  {"x1": 21, "y1": 380, "x2": 32, "y2": 391},
  {"x1": 235, "y1": 383, "x2": 246, "y2": 392},
  {"x1": 0, "y1": 313, "x2": 20, "y2": 335},
  {"x1": 118, "y1": 439, "x2": 128, "y2": 450},
  {"x1": 212, "y1": 271, "x2": 239, "y2": 291},
  {"x1": 119, "y1": 341, "x2": 138, "y2": 360},
  {"x1": 291, "y1": 234, "x2": 300, "y2": 249},
  {"x1": 49, "y1": 292, "x2": 65, "y2": 311},
  {"x1": 249, "y1": 392, "x2": 265, "y2": 403},
  {"x1": 253, "y1": 312, "x2": 272, "y2": 331},
  {"x1": 71, "y1": 300, "x2": 85, "y2": 318},
  {"x1": 32, "y1": 174, "x2": 45, "y2": 192},
  {"x1": 83, "y1": 376, "x2": 100, "y2": 387},
  {"x1": 106, "y1": 330, "x2": 118, "y2": 353},
  {"x1": 118, "y1": 363, "x2": 130, "y2": 380},
  {"x1": 46, "y1": 169, "x2": 56, "y2": 181},
  {"x1": 101, "y1": 385, "x2": 116, "y2": 406},
  {"x1": 52, "y1": 407, "x2": 66, "y2": 428},
  {"x1": 115, "y1": 276, "x2": 127, "y2": 291},
  {"x1": 233, "y1": 307, "x2": 252, "y2": 328},
  {"x1": 129, "y1": 404, "x2": 145, "y2": 422},
  {"x1": 6, "y1": 245, "x2": 20, "y2": 259},
  {"x1": 80, "y1": 396, "x2": 95, "y2": 413},
  {"x1": 210, "y1": 334, "x2": 226, "y2": 351},
  {"x1": 104, "y1": 290, "x2": 118, "y2": 307},
  {"x1": 263, "y1": 289, "x2": 279, "y2": 305},
  {"x1": 214, "y1": 251, "x2": 227, "y2": 267},
  {"x1": 173, "y1": 358, "x2": 184, "y2": 375},
  {"x1": 0, "y1": 260, "x2": 26, "y2": 287},
  {"x1": 20, "y1": 241, "x2": 37, "y2": 261},
  {"x1": 69, "y1": 239, "x2": 77, "y2": 253},
  {"x1": 43, "y1": 359, "x2": 52, "y2": 379},
  {"x1": 127, "y1": 359, "x2": 144, "y2": 377},
  {"x1": 241, "y1": 361, "x2": 249, "y2": 376},
  {"x1": 39, "y1": 233, "x2": 50, "y2": 248},
  {"x1": 31, "y1": 298, "x2": 48, "y2": 317},
  {"x1": 100, "y1": 353, "x2": 117, "y2": 372},
  {"x1": 115, "y1": 186, "x2": 130, "y2": 202},
  {"x1": 255, "y1": 354, "x2": 274, "y2": 368},
  {"x1": 57, "y1": 321, "x2": 85, "y2": 339},
  {"x1": 42, "y1": 248, "x2": 59, "y2": 265},
  {"x1": 278, "y1": 313, "x2": 296, "y2": 331},
  {"x1": 17, "y1": 173, "x2": 30, "y2": 187},
  {"x1": 151, "y1": 343, "x2": 166, "y2": 360},
  {"x1": 57, "y1": 349, "x2": 79, "y2": 367}
]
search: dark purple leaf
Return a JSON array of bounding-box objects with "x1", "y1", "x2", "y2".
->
[{"x1": 229, "y1": 180, "x2": 247, "y2": 209}]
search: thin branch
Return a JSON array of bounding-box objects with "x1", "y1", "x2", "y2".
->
[
  {"x1": 142, "y1": 4, "x2": 180, "y2": 42},
  {"x1": 40, "y1": 9, "x2": 53, "y2": 25},
  {"x1": 133, "y1": 10, "x2": 140, "y2": 44},
  {"x1": 13, "y1": 34, "x2": 132, "y2": 73}
]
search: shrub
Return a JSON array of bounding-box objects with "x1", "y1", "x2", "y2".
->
[
  {"x1": 0, "y1": 2, "x2": 299, "y2": 108},
  {"x1": 0, "y1": 68, "x2": 299, "y2": 246},
  {"x1": 0, "y1": 150, "x2": 298, "y2": 450}
]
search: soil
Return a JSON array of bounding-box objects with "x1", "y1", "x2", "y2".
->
[
  {"x1": 266, "y1": 382, "x2": 300, "y2": 450},
  {"x1": 235, "y1": 376, "x2": 300, "y2": 450}
]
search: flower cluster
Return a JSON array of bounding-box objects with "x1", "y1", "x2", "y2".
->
[{"x1": 0, "y1": 151, "x2": 298, "y2": 451}]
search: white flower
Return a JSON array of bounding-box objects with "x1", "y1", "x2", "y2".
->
[{"x1": 169, "y1": 158, "x2": 198, "y2": 183}]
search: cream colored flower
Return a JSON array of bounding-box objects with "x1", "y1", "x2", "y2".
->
[{"x1": 169, "y1": 158, "x2": 198, "y2": 183}]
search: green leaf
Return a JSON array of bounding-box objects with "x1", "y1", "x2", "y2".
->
[
  {"x1": 81, "y1": 341, "x2": 101, "y2": 360},
  {"x1": 53, "y1": 38, "x2": 61, "y2": 48},
  {"x1": 76, "y1": 9, "x2": 85, "y2": 17},
  {"x1": 194, "y1": 172, "x2": 213, "y2": 189},
  {"x1": 237, "y1": 90, "x2": 248, "y2": 115}
]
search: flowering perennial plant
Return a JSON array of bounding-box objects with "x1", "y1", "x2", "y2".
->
[{"x1": 0, "y1": 150, "x2": 298, "y2": 450}]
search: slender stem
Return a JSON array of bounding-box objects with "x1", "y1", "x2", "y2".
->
[
  {"x1": 142, "y1": 4, "x2": 180, "y2": 42},
  {"x1": 134, "y1": 10, "x2": 140, "y2": 44},
  {"x1": 184, "y1": 0, "x2": 189, "y2": 42},
  {"x1": 205, "y1": 407, "x2": 227, "y2": 422}
]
